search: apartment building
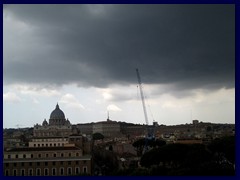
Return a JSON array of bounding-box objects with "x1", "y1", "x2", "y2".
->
[{"x1": 3, "y1": 146, "x2": 92, "y2": 176}]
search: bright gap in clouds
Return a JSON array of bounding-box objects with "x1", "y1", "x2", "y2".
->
[{"x1": 3, "y1": 83, "x2": 235, "y2": 128}]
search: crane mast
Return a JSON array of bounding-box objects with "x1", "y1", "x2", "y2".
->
[{"x1": 136, "y1": 68, "x2": 150, "y2": 136}]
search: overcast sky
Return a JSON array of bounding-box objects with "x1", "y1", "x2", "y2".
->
[{"x1": 3, "y1": 4, "x2": 235, "y2": 128}]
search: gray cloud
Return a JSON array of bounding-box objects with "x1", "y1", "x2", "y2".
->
[{"x1": 3, "y1": 4, "x2": 235, "y2": 92}]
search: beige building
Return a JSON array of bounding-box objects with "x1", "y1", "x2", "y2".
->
[
  {"x1": 93, "y1": 119, "x2": 122, "y2": 138},
  {"x1": 4, "y1": 146, "x2": 92, "y2": 176},
  {"x1": 77, "y1": 123, "x2": 93, "y2": 135},
  {"x1": 29, "y1": 137, "x2": 69, "y2": 148}
]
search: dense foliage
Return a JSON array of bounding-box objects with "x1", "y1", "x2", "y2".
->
[
  {"x1": 121, "y1": 136, "x2": 235, "y2": 176},
  {"x1": 92, "y1": 133, "x2": 104, "y2": 140},
  {"x1": 132, "y1": 138, "x2": 166, "y2": 156}
]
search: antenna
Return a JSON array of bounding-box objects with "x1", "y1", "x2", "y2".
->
[{"x1": 107, "y1": 111, "x2": 110, "y2": 121}]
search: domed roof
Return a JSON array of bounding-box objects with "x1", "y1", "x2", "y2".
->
[
  {"x1": 50, "y1": 103, "x2": 65, "y2": 119},
  {"x1": 42, "y1": 119, "x2": 48, "y2": 126}
]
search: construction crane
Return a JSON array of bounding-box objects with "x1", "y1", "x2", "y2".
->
[
  {"x1": 136, "y1": 68, "x2": 155, "y2": 153},
  {"x1": 136, "y1": 69, "x2": 149, "y2": 129}
]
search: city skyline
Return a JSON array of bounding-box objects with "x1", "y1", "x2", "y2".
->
[{"x1": 3, "y1": 4, "x2": 235, "y2": 128}]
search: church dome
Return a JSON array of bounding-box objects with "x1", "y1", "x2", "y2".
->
[{"x1": 50, "y1": 104, "x2": 65, "y2": 119}]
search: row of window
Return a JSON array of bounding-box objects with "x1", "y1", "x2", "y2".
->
[
  {"x1": 7, "y1": 152, "x2": 80, "y2": 159},
  {"x1": 34, "y1": 132, "x2": 70, "y2": 135},
  {"x1": 33, "y1": 143, "x2": 64, "y2": 147},
  {"x1": 5, "y1": 166, "x2": 87, "y2": 176},
  {"x1": 33, "y1": 138, "x2": 67, "y2": 142},
  {"x1": 5, "y1": 160, "x2": 86, "y2": 167}
]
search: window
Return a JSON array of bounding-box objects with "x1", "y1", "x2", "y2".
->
[
  {"x1": 83, "y1": 167, "x2": 87, "y2": 173},
  {"x1": 75, "y1": 167, "x2": 80, "y2": 175},
  {"x1": 61, "y1": 153, "x2": 64, "y2": 157},
  {"x1": 76, "y1": 161, "x2": 79, "y2": 165},
  {"x1": 54, "y1": 153, "x2": 56, "y2": 157},
  {"x1": 28, "y1": 169, "x2": 33, "y2": 176},
  {"x1": 34, "y1": 144, "x2": 36, "y2": 147},
  {"x1": 52, "y1": 161, "x2": 56, "y2": 165},
  {"x1": 8, "y1": 155, "x2": 11, "y2": 159},
  {"x1": 36, "y1": 168, "x2": 41, "y2": 176},
  {"x1": 6, "y1": 163, "x2": 9, "y2": 167},
  {"x1": 76, "y1": 153, "x2": 79, "y2": 157},
  {"x1": 16, "y1": 155, "x2": 18, "y2": 159},
  {"x1": 38, "y1": 144, "x2": 40, "y2": 147},
  {"x1": 38, "y1": 154, "x2": 41, "y2": 158},
  {"x1": 68, "y1": 167, "x2": 72, "y2": 175},
  {"x1": 14, "y1": 163, "x2": 17, "y2": 167},
  {"x1": 42, "y1": 144, "x2": 44, "y2": 147},
  {"x1": 37, "y1": 162, "x2": 40, "y2": 166},
  {"x1": 54, "y1": 143, "x2": 56, "y2": 147},
  {"x1": 5, "y1": 170, "x2": 9, "y2": 176},
  {"x1": 52, "y1": 168, "x2": 56, "y2": 176},
  {"x1": 23, "y1": 154, "x2": 26, "y2": 158},
  {"x1": 21, "y1": 169, "x2": 25, "y2": 176},
  {"x1": 13, "y1": 169, "x2": 17, "y2": 176},
  {"x1": 68, "y1": 161, "x2": 71, "y2": 165},
  {"x1": 69, "y1": 153, "x2": 71, "y2": 157},
  {"x1": 31, "y1": 154, "x2": 33, "y2": 158},
  {"x1": 21, "y1": 162, "x2": 24, "y2": 166},
  {"x1": 83, "y1": 160, "x2": 87, "y2": 164},
  {"x1": 58, "y1": 143, "x2": 60, "y2": 146},
  {"x1": 44, "y1": 168, "x2": 48, "y2": 176},
  {"x1": 46, "y1": 154, "x2": 49, "y2": 158},
  {"x1": 45, "y1": 162, "x2": 48, "y2": 166},
  {"x1": 50, "y1": 143, "x2": 52, "y2": 147},
  {"x1": 60, "y1": 161, "x2": 64, "y2": 165},
  {"x1": 60, "y1": 168, "x2": 64, "y2": 175},
  {"x1": 46, "y1": 144, "x2": 48, "y2": 147},
  {"x1": 29, "y1": 162, "x2": 32, "y2": 166}
]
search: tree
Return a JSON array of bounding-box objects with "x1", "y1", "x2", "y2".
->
[
  {"x1": 92, "y1": 133, "x2": 104, "y2": 141},
  {"x1": 206, "y1": 126, "x2": 212, "y2": 132},
  {"x1": 132, "y1": 138, "x2": 166, "y2": 156},
  {"x1": 208, "y1": 136, "x2": 235, "y2": 164},
  {"x1": 109, "y1": 145, "x2": 113, "y2": 151},
  {"x1": 149, "y1": 139, "x2": 166, "y2": 148},
  {"x1": 132, "y1": 138, "x2": 145, "y2": 156},
  {"x1": 141, "y1": 143, "x2": 211, "y2": 170}
]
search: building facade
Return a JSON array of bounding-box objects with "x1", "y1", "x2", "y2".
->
[
  {"x1": 4, "y1": 147, "x2": 91, "y2": 176},
  {"x1": 33, "y1": 104, "x2": 72, "y2": 137},
  {"x1": 93, "y1": 119, "x2": 122, "y2": 138},
  {"x1": 4, "y1": 104, "x2": 92, "y2": 176},
  {"x1": 76, "y1": 123, "x2": 93, "y2": 135},
  {"x1": 28, "y1": 137, "x2": 69, "y2": 148}
]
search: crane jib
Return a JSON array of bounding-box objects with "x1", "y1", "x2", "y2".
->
[{"x1": 136, "y1": 68, "x2": 149, "y2": 126}]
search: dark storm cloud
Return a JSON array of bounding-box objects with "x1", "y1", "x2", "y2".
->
[{"x1": 3, "y1": 4, "x2": 235, "y2": 91}]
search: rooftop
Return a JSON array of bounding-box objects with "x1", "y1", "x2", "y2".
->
[{"x1": 5, "y1": 146, "x2": 81, "y2": 152}]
